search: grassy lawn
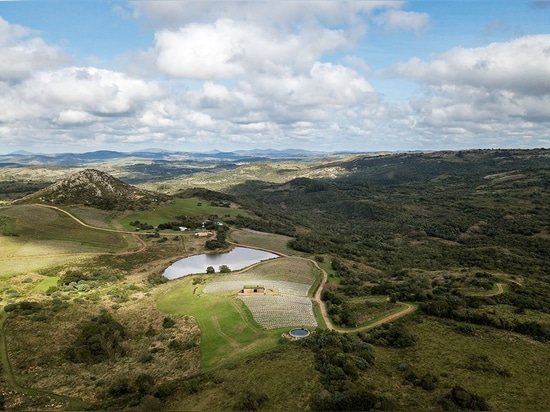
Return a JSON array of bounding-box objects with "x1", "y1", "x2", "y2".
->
[
  {"x1": 157, "y1": 276, "x2": 287, "y2": 369},
  {"x1": 119, "y1": 197, "x2": 250, "y2": 231}
]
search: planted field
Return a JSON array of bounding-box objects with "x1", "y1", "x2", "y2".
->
[
  {"x1": 230, "y1": 229, "x2": 296, "y2": 255},
  {"x1": 242, "y1": 256, "x2": 316, "y2": 285},
  {"x1": 203, "y1": 257, "x2": 318, "y2": 329},
  {"x1": 204, "y1": 278, "x2": 310, "y2": 296},
  {"x1": 238, "y1": 295, "x2": 317, "y2": 329}
]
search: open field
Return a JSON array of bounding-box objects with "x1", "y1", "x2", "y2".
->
[
  {"x1": 65, "y1": 206, "x2": 125, "y2": 230},
  {"x1": 1, "y1": 205, "x2": 129, "y2": 249},
  {"x1": 0, "y1": 205, "x2": 136, "y2": 276}
]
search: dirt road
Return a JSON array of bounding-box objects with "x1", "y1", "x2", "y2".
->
[{"x1": 310, "y1": 259, "x2": 416, "y2": 333}]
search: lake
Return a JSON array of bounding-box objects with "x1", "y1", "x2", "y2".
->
[{"x1": 162, "y1": 247, "x2": 279, "y2": 280}]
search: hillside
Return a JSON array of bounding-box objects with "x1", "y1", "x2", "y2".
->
[{"x1": 15, "y1": 168, "x2": 171, "y2": 210}]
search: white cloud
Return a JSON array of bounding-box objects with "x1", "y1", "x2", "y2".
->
[
  {"x1": 374, "y1": 9, "x2": 430, "y2": 34},
  {"x1": 21, "y1": 67, "x2": 164, "y2": 116},
  {"x1": 385, "y1": 34, "x2": 550, "y2": 139},
  {"x1": 55, "y1": 109, "x2": 97, "y2": 125},
  {"x1": 391, "y1": 35, "x2": 550, "y2": 96},
  {"x1": 0, "y1": 17, "x2": 69, "y2": 81},
  {"x1": 154, "y1": 18, "x2": 349, "y2": 79}
]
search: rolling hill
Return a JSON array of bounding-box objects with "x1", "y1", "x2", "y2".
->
[{"x1": 14, "y1": 168, "x2": 171, "y2": 210}]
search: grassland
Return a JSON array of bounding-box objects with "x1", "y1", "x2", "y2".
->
[
  {"x1": 366, "y1": 315, "x2": 550, "y2": 410},
  {"x1": 140, "y1": 159, "x2": 350, "y2": 193},
  {"x1": 0, "y1": 205, "x2": 135, "y2": 277}
]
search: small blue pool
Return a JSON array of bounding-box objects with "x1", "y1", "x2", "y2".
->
[{"x1": 289, "y1": 328, "x2": 310, "y2": 338}]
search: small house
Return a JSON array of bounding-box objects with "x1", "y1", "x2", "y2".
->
[{"x1": 241, "y1": 285, "x2": 266, "y2": 295}]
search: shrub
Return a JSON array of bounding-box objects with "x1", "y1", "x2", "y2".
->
[
  {"x1": 134, "y1": 373, "x2": 155, "y2": 395},
  {"x1": 65, "y1": 311, "x2": 127, "y2": 364},
  {"x1": 162, "y1": 317, "x2": 176, "y2": 328},
  {"x1": 139, "y1": 395, "x2": 162, "y2": 411},
  {"x1": 233, "y1": 389, "x2": 268, "y2": 411},
  {"x1": 367, "y1": 323, "x2": 418, "y2": 348},
  {"x1": 441, "y1": 386, "x2": 491, "y2": 410}
]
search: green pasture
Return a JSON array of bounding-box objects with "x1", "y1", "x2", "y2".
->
[
  {"x1": 0, "y1": 205, "x2": 129, "y2": 250},
  {"x1": 0, "y1": 255, "x2": 87, "y2": 278},
  {"x1": 229, "y1": 229, "x2": 296, "y2": 255},
  {"x1": 157, "y1": 276, "x2": 286, "y2": 369},
  {"x1": 120, "y1": 197, "x2": 250, "y2": 231},
  {"x1": 0, "y1": 205, "x2": 134, "y2": 276},
  {"x1": 65, "y1": 206, "x2": 121, "y2": 230}
]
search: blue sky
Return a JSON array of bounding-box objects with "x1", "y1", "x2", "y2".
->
[{"x1": 1, "y1": 1, "x2": 549, "y2": 153}]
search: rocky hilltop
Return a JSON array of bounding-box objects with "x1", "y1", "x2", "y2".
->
[{"x1": 16, "y1": 168, "x2": 171, "y2": 210}]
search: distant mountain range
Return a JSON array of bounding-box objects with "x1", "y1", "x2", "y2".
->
[{"x1": 1, "y1": 149, "x2": 332, "y2": 166}]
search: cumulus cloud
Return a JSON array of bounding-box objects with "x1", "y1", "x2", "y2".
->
[
  {"x1": 0, "y1": 17, "x2": 69, "y2": 81},
  {"x1": 154, "y1": 18, "x2": 350, "y2": 79},
  {"x1": 3, "y1": 3, "x2": 549, "y2": 153},
  {"x1": 381, "y1": 33, "x2": 550, "y2": 146},
  {"x1": 391, "y1": 35, "x2": 550, "y2": 96},
  {"x1": 20, "y1": 67, "x2": 164, "y2": 116}
]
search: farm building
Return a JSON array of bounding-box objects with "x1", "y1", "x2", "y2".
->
[
  {"x1": 194, "y1": 231, "x2": 213, "y2": 237},
  {"x1": 241, "y1": 285, "x2": 266, "y2": 295}
]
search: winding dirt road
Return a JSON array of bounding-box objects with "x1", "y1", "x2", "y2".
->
[
  {"x1": 485, "y1": 282, "x2": 505, "y2": 297},
  {"x1": 309, "y1": 259, "x2": 417, "y2": 333},
  {"x1": 34, "y1": 204, "x2": 147, "y2": 255}
]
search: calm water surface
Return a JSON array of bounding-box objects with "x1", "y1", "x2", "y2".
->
[{"x1": 162, "y1": 247, "x2": 279, "y2": 280}]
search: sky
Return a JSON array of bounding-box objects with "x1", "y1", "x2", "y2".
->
[{"x1": 1, "y1": 1, "x2": 550, "y2": 154}]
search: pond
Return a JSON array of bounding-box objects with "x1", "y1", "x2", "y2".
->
[{"x1": 162, "y1": 247, "x2": 279, "y2": 280}]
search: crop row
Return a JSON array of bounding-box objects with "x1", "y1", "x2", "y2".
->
[{"x1": 238, "y1": 295, "x2": 317, "y2": 329}]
